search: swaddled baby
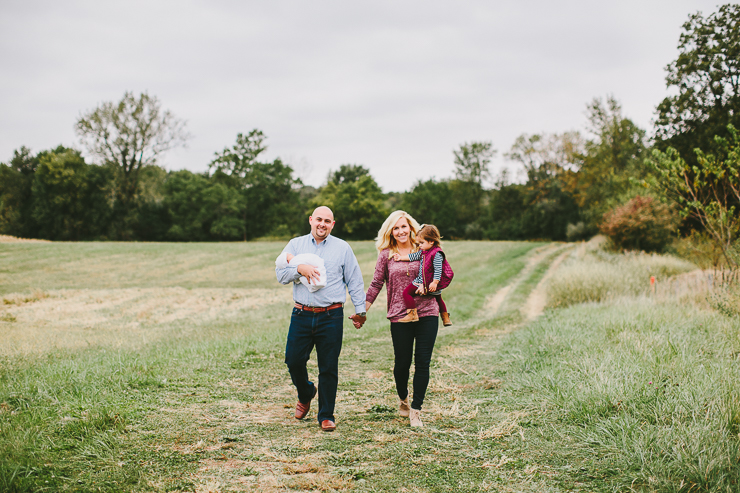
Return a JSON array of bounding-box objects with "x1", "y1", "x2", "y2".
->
[{"x1": 274, "y1": 252, "x2": 327, "y2": 292}]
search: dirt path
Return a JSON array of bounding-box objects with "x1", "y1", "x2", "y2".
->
[
  {"x1": 481, "y1": 243, "x2": 565, "y2": 317},
  {"x1": 521, "y1": 248, "x2": 572, "y2": 321},
  {"x1": 147, "y1": 243, "x2": 574, "y2": 492}
]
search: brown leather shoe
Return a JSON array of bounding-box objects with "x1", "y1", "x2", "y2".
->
[
  {"x1": 321, "y1": 419, "x2": 336, "y2": 432},
  {"x1": 294, "y1": 386, "x2": 317, "y2": 420},
  {"x1": 441, "y1": 312, "x2": 452, "y2": 327}
]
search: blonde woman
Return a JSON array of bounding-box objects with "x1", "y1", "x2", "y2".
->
[{"x1": 365, "y1": 210, "x2": 440, "y2": 427}]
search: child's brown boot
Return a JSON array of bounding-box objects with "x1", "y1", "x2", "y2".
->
[
  {"x1": 441, "y1": 312, "x2": 452, "y2": 327},
  {"x1": 398, "y1": 308, "x2": 419, "y2": 323}
]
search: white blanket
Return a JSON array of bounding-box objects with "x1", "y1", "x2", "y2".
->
[{"x1": 275, "y1": 252, "x2": 327, "y2": 292}]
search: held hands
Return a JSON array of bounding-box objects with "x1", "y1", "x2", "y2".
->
[
  {"x1": 349, "y1": 301, "x2": 372, "y2": 330},
  {"x1": 348, "y1": 313, "x2": 366, "y2": 329},
  {"x1": 429, "y1": 280, "x2": 439, "y2": 292},
  {"x1": 296, "y1": 264, "x2": 321, "y2": 285}
]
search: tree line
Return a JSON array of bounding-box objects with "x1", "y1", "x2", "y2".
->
[{"x1": 1, "y1": 5, "x2": 738, "y2": 253}]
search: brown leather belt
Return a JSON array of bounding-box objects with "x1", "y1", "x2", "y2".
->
[{"x1": 294, "y1": 302, "x2": 343, "y2": 312}]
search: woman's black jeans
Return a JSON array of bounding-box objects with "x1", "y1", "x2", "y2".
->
[{"x1": 390, "y1": 316, "x2": 438, "y2": 410}]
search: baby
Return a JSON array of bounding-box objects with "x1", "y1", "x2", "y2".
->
[{"x1": 275, "y1": 252, "x2": 327, "y2": 292}]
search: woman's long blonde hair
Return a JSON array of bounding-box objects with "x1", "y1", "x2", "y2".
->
[{"x1": 375, "y1": 210, "x2": 421, "y2": 255}]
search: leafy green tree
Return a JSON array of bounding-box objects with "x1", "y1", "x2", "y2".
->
[
  {"x1": 163, "y1": 170, "x2": 244, "y2": 241},
  {"x1": 0, "y1": 147, "x2": 39, "y2": 237},
  {"x1": 578, "y1": 97, "x2": 647, "y2": 227},
  {"x1": 310, "y1": 171, "x2": 387, "y2": 240},
  {"x1": 130, "y1": 165, "x2": 171, "y2": 241},
  {"x1": 242, "y1": 159, "x2": 304, "y2": 239},
  {"x1": 209, "y1": 130, "x2": 266, "y2": 180},
  {"x1": 329, "y1": 164, "x2": 370, "y2": 185},
  {"x1": 484, "y1": 183, "x2": 527, "y2": 240},
  {"x1": 453, "y1": 141, "x2": 495, "y2": 220},
  {"x1": 209, "y1": 131, "x2": 303, "y2": 240},
  {"x1": 655, "y1": 5, "x2": 740, "y2": 162},
  {"x1": 31, "y1": 149, "x2": 113, "y2": 240},
  {"x1": 500, "y1": 132, "x2": 581, "y2": 240},
  {"x1": 646, "y1": 124, "x2": 740, "y2": 275},
  {"x1": 75, "y1": 92, "x2": 190, "y2": 237},
  {"x1": 402, "y1": 179, "x2": 461, "y2": 238},
  {"x1": 520, "y1": 168, "x2": 580, "y2": 241}
]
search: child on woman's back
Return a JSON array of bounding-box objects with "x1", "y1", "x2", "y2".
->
[{"x1": 392, "y1": 224, "x2": 453, "y2": 326}]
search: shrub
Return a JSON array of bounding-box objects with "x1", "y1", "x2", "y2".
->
[{"x1": 599, "y1": 195, "x2": 678, "y2": 252}]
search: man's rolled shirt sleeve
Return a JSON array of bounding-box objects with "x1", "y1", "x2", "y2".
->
[
  {"x1": 343, "y1": 244, "x2": 366, "y2": 313},
  {"x1": 275, "y1": 241, "x2": 301, "y2": 285}
]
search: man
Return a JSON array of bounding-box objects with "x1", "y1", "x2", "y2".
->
[{"x1": 276, "y1": 206, "x2": 367, "y2": 431}]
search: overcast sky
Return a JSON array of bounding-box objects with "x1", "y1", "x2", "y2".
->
[{"x1": 0, "y1": 0, "x2": 723, "y2": 192}]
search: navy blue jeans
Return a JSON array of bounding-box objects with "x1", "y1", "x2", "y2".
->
[
  {"x1": 284, "y1": 306, "x2": 344, "y2": 424},
  {"x1": 390, "y1": 316, "x2": 439, "y2": 410}
]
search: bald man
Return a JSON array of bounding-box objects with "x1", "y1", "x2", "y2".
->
[{"x1": 275, "y1": 206, "x2": 367, "y2": 431}]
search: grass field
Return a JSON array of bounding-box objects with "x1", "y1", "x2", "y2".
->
[{"x1": 1, "y1": 240, "x2": 738, "y2": 492}]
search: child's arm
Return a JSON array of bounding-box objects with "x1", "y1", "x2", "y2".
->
[
  {"x1": 429, "y1": 252, "x2": 443, "y2": 292},
  {"x1": 392, "y1": 250, "x2": 422, "y2": 262}
]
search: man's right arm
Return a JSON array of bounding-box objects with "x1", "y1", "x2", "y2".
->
[{"x1": 276, "y1": 241, "x2": 301, "y2": 285}]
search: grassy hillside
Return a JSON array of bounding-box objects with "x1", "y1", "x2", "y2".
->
[{"x1": 1, "y1": 240, "x2": 736, "y2": 492}]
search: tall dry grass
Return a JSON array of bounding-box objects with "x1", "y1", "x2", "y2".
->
[{"x1": 547, "y1": 238, "x2": 696, "y2": 308}]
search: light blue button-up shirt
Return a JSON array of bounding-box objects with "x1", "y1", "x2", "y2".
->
[{"x1": 276, "y1": 233, "x2": 366, "y2": 314}]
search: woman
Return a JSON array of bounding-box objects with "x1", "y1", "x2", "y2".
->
[{"x1": 365, "y1": 210, "x2": 440, "y2": 427}]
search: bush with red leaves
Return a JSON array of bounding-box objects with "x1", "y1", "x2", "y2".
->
[{"x1": 599, "y1": 196, "x2": 679, "y2": 252}]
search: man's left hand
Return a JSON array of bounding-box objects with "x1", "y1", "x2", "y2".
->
[{"x1": 349, "y1": 313, "x2": 366, "y2": 329}]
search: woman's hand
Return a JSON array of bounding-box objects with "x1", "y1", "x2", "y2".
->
[{"x1": 365, "y1": 301, "x2": 372, "y2": 312}]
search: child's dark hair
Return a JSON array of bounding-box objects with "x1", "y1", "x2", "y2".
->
[{"x1": 417, "y1": 224, "x2": 442, "y2": 247}]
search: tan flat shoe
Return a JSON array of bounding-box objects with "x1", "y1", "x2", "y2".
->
[
  {"x1": 409, "y1": 408, "x2": 423, "y2": 427},
  {"x1": 399, "y1": 395, "x2": 410, "y2": 417}
]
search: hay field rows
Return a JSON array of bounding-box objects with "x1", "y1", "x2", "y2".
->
[{"x1": 1, "y1": 240, "x2": 738, "y2": 492}]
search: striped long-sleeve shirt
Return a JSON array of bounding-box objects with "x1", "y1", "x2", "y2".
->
[{"x1": 408, "y1": 250, "x2": 443, "y2": 286}]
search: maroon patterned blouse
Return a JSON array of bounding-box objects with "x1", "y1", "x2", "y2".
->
[{"x1": 365, "y1": 248, "x2": 440, "y2": 322}]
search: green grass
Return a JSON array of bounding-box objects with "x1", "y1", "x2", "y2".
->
[
  {"x1": 498, "y1": 300, "x2": 740, "y2": 492},
  {"x1": 1, "y1": 239, "x2": 735, "y2": 492}
]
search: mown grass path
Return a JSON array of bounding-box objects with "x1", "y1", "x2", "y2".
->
[{"x1": 129, "y1": 242, "x2": 571, "y2": 492}]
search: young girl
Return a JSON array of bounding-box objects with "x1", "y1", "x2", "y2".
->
[{"x1": 392, "y1": 224, "x2": 453, "y2": 326}]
